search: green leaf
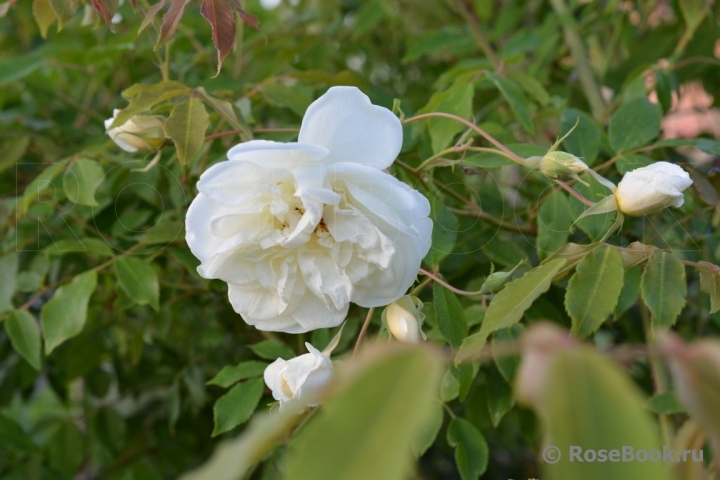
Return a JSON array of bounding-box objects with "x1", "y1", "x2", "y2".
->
[
  {"x1": 32, "y1": 0, "x2": 57, "y2": 38},
  {"x1": 195, "y1": 87, "x2": 252, "y2": 140},
  {"x1": 615, "y1": 153, "x2": 654, "y2": 175},
  {"x1": 248, "y1": 340, "x2": 295, "y2": 361},
  {"x1": 537, "y1": 191, "x2": 572, "y2": 260},
  {"x1": 0, "y1": 253, "x2": 18, "y2": 314},
  {"x1": 560, "y1": 108, "x2": 601, "y2": 165},
  {"x1": 5, "y1": 310, "x2": 42, "y2": 371},
  {"x1": 350, "y1": 0, "x2": 388, "y2": 40},
  {"x1": 62, "y1": 159, "x2": 104, "y2": 207},
  {"x1": 446, "y1": 417, "x2": 489, "y2": 480},
  {"x1": 115, "y1": 256, "x2": 160, "y2": 310},
  {"x1": 424, "y1": 196, "x2": 458, "y2": 267},
  {"x1": 433, "y1": 280, "x2": 468, "y2": 348},
  {"x1": 608, "y1": 97, "x2": 662, "y2": 153},
  {"x1": 641, "y1": 251, "x2": 687, "y2": 328},
  {"x1": 538, "y1": 347, "x2": 670, "y2": 480},
  {"x1": 260, "y1": 83, "x2": 313, "y2": 117},
  {"x1": 48, "y1": 422, "x2": 84, "y2": 474},
  {"x1": 212, "y1": 378, "x2": 264, "y2": 436},
  {"x1": 164, "y1": 97, "x2": 210, "y2": 165},
  {"x1": 41, "y1": 270, "x2": 97, "y2": 354},
  {"x1": 417, "y1": 81, "x2": 474, "y2": 153},
  {"x1": 492, "y1": 325, "x2": 522, "y2": 382},
  {"x1": 207, "y1": 361, "x2": 268, "y2": 388},
  {"x1": 49, "y1": 0, "x2": 76, "y2": 29},
  {"x1": 487, "y1": 368, "x2": 514, "y2": 428},
  {"x1": 487, "y1": 71, "x2": 534, "y2": 135},
  {"x1": 565, "y1": 245, "x2": 624, "y2": 338},
  {"x1": 615, "y1": 266, "x2": 642, "y2": 318},
  {"x1": 0, "y1": 135, "x2": 30, "y2": 176},
  {"x1": 479, "y1": 259, "x2": 566, "y2": 339},
  {"x1": 645, "y1": 392, "x2": 684, "y2": 415},
  {"x1": 110, "y1": 81, "x2": 190, "y2": 128},
  {"x1": 286, "y1": 344, "x2": 444, "y2": 480},
  {"x1": 507, "y1": 71, "x2": 550, "y2": 106},
  {"x1": 698, "y1": 261, "x2": 720, "y2": 314},
  {"x1": 0, "y1": 51, "x2": 46, "y2": 86},
  {"x1": 45, "y1": 238, "x2": 114, "y2": 257},
  {"x1": 411, "y1": 403, "x2": 443, "y2": 457}
]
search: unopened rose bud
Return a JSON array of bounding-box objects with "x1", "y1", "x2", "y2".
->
[
  {"x1": 479, "y1": 259, "x2": 526, "y2": 295},
  {"x1": 383, "y1": 295, "x2": 425, "y2": 343},
  {"x1": 614, "y1": 162, "x2": 692, "y2": 216},
  {"x1": 527, "y1": 151, "x2": 590, "y2": 185},
  {"x1": 104, "y1": 109, "x2": 165, "y2": 153}
]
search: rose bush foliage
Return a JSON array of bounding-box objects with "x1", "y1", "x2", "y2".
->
[{"x1": 2, "y1": 1, "x2": 720, "y2": 479}]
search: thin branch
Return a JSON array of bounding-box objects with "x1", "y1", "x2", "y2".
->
[
  {"x1": 418, "y1": 268, "x2": 486, "y2": 297},
  {"x1": 353, "y1": 307, "x2": 376, "y2": 357},
  {"x1": 555, "y1": 179, "x2": 595, "y2": 206},
  {"x1": 452, "y1": 0, "x2": 500, "y2": 68}
]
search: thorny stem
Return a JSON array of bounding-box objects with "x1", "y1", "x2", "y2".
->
[
  {"x1": 418, "y1": 268, "x2": 487, "y2": 297},
  {"x1": 555, "y1": 179, "x2": 596, "y2": 206},
  {"x1": 353, "y1": 307, "x2": 376, "y2": 357}
]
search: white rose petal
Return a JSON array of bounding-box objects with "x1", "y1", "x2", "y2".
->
[
  {"x1": 615, "y1": 161, "x2": 693, "y2": 216},
  {"x1": 185, "y1": 86, "x2": 432, "y2": 333},
  {"x1": 263, "y1": 342, "x2": 334, "y2": 410}
]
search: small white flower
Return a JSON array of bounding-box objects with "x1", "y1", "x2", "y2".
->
[
  {"x1": 185, "y1": 87, "x2": 432, "y2": 333},
  {"x1": 615, "y1": 162, "x2": 692, "y2": 216},
  {"x1": 383, "y1": 295, "x2": 425, "y2": 343},
  {"x1": 264, "y1": 342, "x2": 334, "y2": 411},
  {"x1": 104, "y1": 109, "x2": 165, "y2": 153}
]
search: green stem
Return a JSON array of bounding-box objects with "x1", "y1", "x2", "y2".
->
[
  {"x1": 641, "y1": 303, "x2": 673, "y2": 447},
  {"x1": 452, "y1": 0, "x2": 500, "y2": 68},
  {"x1": 548, "y1": 0, "x2": 606, "y2": 118}
]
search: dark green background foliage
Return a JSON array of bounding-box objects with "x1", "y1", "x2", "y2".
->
[{"x1": 2, "y1": 0, "x2": 720, "y2": 478}]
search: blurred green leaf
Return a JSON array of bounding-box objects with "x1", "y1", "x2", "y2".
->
[
  {"x1": 286, "y1": 344, "x2": 444, "y2": 480},
  {"x1": 560, "y1": 108, "x2": 601, "y2": 166},
  {"x1": 0, "y1": 253, "x2": 18, "y2": 314},
  {"x1": 565, "y1": 245, "x2": 624, "y2": 338},
  {"x1": 0, "y1": 135, "x2": 30, "y2": 176},
  {"x1": 537, "y1": 191, "x2": 572, "y2": 260},
  {"x1": 212, "y1": 378, "x2": 264, "y2": 436},
  {"x1": 434, "y1": 280, "x2": 468, "y2": 348},
  {"x1": 62, "y1": 159, "x2": 104, "y2": 207},
  {"x1": 487, "y1": 368, "x2": 514, "y2": 428},
  {"x1": 486, "y1": 72, "x2": 534, "y2": 135},
  {"x1": 417, "y1": 81, "x2": 474, "y2": 153},
  {"x1": 645, "y1": 392, "x2": 684, "y2": 415},
  {"x1": 41, "y1": 270, "x2": 97, "y2": 354},
  {"x1": 115, "y1": 256, "x2": 160, "y2": 310},
  {"x1": 641, "y1": 251, "x2": 686, "y2": 328},
  {"x1": 424, "y1": 196, "x2": 458, "y2": 267},
  {"x1": 207, "y1": 361, "x2": 268, "y2": 388},
  {"x1": 165, "y1": 97, "x2": 210, "y2": 165},
  {"x1": 249, "y1": 340, "x2": 295, "y2": 361},
  {"x1": 5, "y1": 310, "x2": 42, "y2": 371},
  {"x1": 412, "y1": 403, "x2": 443, "y2": 457},
  {"x1": 698, "y1": 261, "x2": 720, "y2": 314},
  {"x1": 608, "y1": 97, "x2": 662, "y2": 153},
  {"x1": 446, "y1": 417, "x2": 489, "y2": 480}
]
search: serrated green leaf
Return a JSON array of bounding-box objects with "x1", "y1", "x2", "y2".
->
[
  {"x1": 212, "y1": 378, "x2": 264, "y2": 436},
  {"x1": 565, "y1": 245, "x2": 624, "y2": 338},
  {"x1": 508, "y1": 71, "x2": 550, "y2": 106},
  {"x1": 641, "y1": 251, "x2": 686, "y2": 328},
  {"x1": 609, "y1": 97, "x2": 662, "y2": 153},
  {"x1": 110, "y1": 82, "x2": 190, "y2": 129},
  {"x1": 62, "y1": 159, "x2": 104, "y2": 207},
  {"x1": 5, "y1": 310, "x2": 42, "y2": 371},
  {"x1": 207, "y1": 361, "x2": 268, "y2": 388},
  {"x1": 424, "y1": 196, "x2": 458, "y2": 267},
  {"x1": 286, "y1": 344, "x2": 444, "y2": 480},
  {"x1": 615, "y1": 266, "x2": 642, "y2": 318},
  {"x1": 447, "y1": 417, "x2": 488, "y2": 480},
  {"x1": 41, "y1": 270, "x2": 97, "y2": 354},
  {"x1": 487, "y1": 71, "x2": 534, "y2": 135},
  {"x1": 433, "y1": 280, "x2": 468, "y2": 348},
  {"x1": 698, "y1": 262, "x2": 720, "y2": 314},
  {"x1": 417, "y1": 81, "x2": 474, "y2": 153},
  {"x1": 249, "y1": 340, "x2": 295, "y2": 361},
  {"x1": 645, "y1": 392, "x2": 684, "y2": 415},
  {"x1": 479, "y1": 258, "x2": 566, "y2": 339},
  {"x1": 560, "y1": 108, "x2": 601, "y2": 165},
  {"x1": 537, "y1": 191, "x2": 572, "y2": 260},
  {"x1": 164, "y1": 97, "x2": 210, "y2": 165},
  {"x1": 487, "y1": 367, "x2": 514, "y2": 428},
  {"x1": 115, "y1": 256, "x2": 160, "y2": 310}
]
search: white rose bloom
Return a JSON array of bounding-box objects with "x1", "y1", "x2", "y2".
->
[
  {"x1": 615, "y1": 162, "x2": 692, "y2": 216},
  {"x1": 185, "y1": 87, "x2": 432, "y2": 333},
  {"x1": 104, "y1": 109, "x2": 165, "y2": 153},
  {"x1": 264, "y1": 342, "x2": 334, "y2": 411}
]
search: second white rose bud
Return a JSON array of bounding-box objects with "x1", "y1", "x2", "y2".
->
[{"x1": 382, "y1": 295, "x2": 426, "y2": 343}]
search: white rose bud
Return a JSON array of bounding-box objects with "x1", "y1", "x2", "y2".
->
[
  {"x1": 383, "y1": 295, "x2": 425, "y2": 343},
  {"x1": 263, "y1": 342, "x2": 334, "y2": 411},
  {"x1": 527, "y1": 151, "x2": 590, "y2": 185},
  {"x1": 104, "y1": 109, "x2": 166, "y2": 153},
  {"x1": 615, "y1": 162, "x2": 692, "y2": 216}
]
